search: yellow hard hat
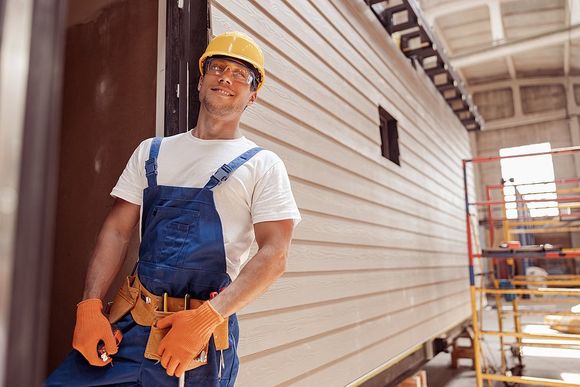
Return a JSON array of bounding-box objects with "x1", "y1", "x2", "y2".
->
[{"x1": 199, "y1": 32, "x2": 265, "y2": 90}]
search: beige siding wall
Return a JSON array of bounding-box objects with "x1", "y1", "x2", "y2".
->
[{"x1": 210, "y1": 0, "x2": 473, "y2": 385}]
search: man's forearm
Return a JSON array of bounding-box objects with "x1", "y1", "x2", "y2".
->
[
  {"x1": 82, "y1": 225, "x2": 132, "y2": 300},
  {"x1": 210, "y1": 244, "x2": 287, "y2": 317},
  {"x1": 81, "y1": 199, "x2": 140, "y2": 300}
]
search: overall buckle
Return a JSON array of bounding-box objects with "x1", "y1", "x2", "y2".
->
[
  {"x1": 213, "y1": 164, "x2": 233, "y2": 183},
  {"x1": 144, "y1": 158, "x2": 157, "y2": 177}
]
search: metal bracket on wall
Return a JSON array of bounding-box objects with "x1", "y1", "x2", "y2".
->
[{"x1": 366, "y1": 0, "x2": 484, "y2": 131}]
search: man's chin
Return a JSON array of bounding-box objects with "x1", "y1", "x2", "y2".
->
[{"x1": 203, "y1": 101, "x2": 244, "y2": 116}]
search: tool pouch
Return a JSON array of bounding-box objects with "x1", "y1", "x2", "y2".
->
[
  {"x1": 108, "y1": 276, "x2": 139, "y2": 324},
  {"x1": 213, "y1": 319, "x2": 229, "y2": 350},
  {"x1": 130, "y1": 290, "x2": 157, "y2": 326},
  {"x1": 144, "y1": 311, "x2": 210, "y2": 371}
]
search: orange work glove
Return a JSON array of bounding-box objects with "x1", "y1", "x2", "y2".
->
[
  {"x1": 72, "y1": 299, "x2": 119, "y2": 366},
  {"x1": 157, "y1": 302, "x2": 224, "y2": 377}
]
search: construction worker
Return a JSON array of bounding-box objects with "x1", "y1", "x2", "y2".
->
[{"x1": 45, "y1": 31, "x2": 301, "y2": 386}]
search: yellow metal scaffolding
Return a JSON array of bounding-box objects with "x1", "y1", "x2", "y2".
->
[{"x1": 463, "y1": 146, "x2": 580, "y2": 387}]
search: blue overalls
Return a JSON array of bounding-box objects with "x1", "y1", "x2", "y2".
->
[{"x1": 46, "y1": 137, "x2": 262, "y2": 387}]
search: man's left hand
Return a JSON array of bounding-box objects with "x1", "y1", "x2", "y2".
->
[{"x1": 156, "y1": 301, "x2": 224, "y2": 377}]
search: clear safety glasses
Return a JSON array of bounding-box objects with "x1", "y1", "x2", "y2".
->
[{"x1": 205, "y1": 58, "x2": 255, "y2": 85}]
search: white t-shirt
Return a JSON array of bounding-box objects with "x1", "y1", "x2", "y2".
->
[{"x1": 111, "y1": 130, "x2": 301, "y2": 280}]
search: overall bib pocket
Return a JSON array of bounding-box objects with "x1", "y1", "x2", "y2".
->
[{"x1": 143, "y1": 206, "x2": 200, "y2": 264}]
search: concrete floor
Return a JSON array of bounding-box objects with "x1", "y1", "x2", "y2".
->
[
  {"x1": 424, "y1": 347, "x2": 580, "y2": 387},
  {"x1": 423, "y1": 301, "x2": 580, "y2": 387}
]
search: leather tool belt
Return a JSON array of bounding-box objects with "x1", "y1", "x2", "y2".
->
[{"x1": 107, "y1": 275, "x2": 229, "y2": 369}]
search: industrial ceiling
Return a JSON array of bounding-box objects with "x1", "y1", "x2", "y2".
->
[{"x1": 368, "y1": 0, "x2": 580, "y2": 131}]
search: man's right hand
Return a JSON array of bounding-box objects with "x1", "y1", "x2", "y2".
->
[{"x1": 72, "y1": 299, "x2": 118, "y2": 366}]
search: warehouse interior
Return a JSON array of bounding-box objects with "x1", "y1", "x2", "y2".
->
[{"x1": 1, "y1": 0, "x2": 580, "y2": 386}]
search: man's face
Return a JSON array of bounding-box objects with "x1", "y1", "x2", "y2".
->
[{"x1": 198, "y1": 58, "x2": 257, "y2": 117}]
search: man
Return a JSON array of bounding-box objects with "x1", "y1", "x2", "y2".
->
[{"x1": 46, "y1": 31, "x2": 301, "y2": 386}]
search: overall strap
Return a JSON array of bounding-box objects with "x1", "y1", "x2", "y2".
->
[
  {"x1": 145, "y1": 137, "x2": 162, "y2": 188},
  {"x1": 203, "y1": 147, "x2": 263, "y2": 190}
]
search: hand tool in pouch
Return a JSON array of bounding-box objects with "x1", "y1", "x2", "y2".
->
[{"x1": 178, "y1": 294, "x2": 190, "y2": 387}]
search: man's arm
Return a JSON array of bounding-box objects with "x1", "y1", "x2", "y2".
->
[
  {"x1": 71, "y1": 198, "x2": 140, "y2": 366},
  {"x1": 82, "y1": 198, "x2": 141, "y2": 300},
  {"x1": 156, "y1": 218, "x2": 295, "y2": 376},
  {"x1": 209, "y1": 219, "x2": 294, "y2": 317}
]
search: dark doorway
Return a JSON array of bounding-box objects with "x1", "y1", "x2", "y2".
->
[
  {"x1": 46, "y1": 0, "x2": 211, "y2": 376},
  {"x1": 46, "y1": 0, "x2": 159, "y2": 374}
]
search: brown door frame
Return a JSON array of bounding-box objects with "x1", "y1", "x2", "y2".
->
[
  {"x1": 4, "y1": 0, "x2": 67, "y2": 385},
  {"x1": 164, "y1": 0, "x2": 209, "y2": 135}
]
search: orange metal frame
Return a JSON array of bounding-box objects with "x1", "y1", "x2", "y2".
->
[{"x1": 463, "y1": 145, "x2": 580, "y2": 387}]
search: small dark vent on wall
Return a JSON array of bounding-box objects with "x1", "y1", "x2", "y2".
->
[{"x1": 379, "y1": 105, "x2": 400, "y2": 166}]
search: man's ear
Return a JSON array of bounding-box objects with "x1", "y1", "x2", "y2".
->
[
  {"x1": 197, "y1": 76, "x2": 203, "y2": 91},
  {"x1": 248, "y1": 92, "x2": 257, "y2": 105}
]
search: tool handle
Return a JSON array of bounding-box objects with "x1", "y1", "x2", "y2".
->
[{"x1": 96, "y1": 327, "x2": 123, "y2": 362}]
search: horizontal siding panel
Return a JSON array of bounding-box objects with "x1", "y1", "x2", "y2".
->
[
  {"x1": 242, "y1": 112, "x2": 466, "y2": 223},
  {"x1": 294, "y1": 213, "x2": 464, "y2": 251},
  {"x1": 237, "y1": 294, "x2": 470, "y2": 386},
  {"x1": 290, "y1": 180, "x2": 464, "y2": 239},
  {"x1": 240, "y1": 267, "x2": 466, "y2": 314},
  {"x1": 398, "y1": 131, "x2": 466, "y2": 195},
  {"x1": 288, "y1": 304, "x2": 471, "y2": 386},
  {"x1": 286, "y1": 242, "x2": 467, "y2": 273},
  {"x1": 238, "y1": 279, "x2": 469, "y2": 356}
]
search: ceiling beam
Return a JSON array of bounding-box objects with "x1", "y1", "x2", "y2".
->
[
  {"x1": 429, "y1": 22, "x2": 470, "y2": 84},
  {"x1": 488, "y1": 0, "x2": 515, "y2": 79},
  {"x1": 468, "y1": 75, "x2": 580, "y2": 92},
  {"x1": 565, "y1": 0, "x2": 580, "y2": 75},
  {"x1": 423, "y1": 0, "x2": 519, "y2": 25},
  {"x1": 564, "y1": 41, "x2": 571, "y2": 76},
  {"x1": 432, "y1": 22, "x2": 452, "y2": 56},
  {"x1": 482, "y1": 110, "x2": 569, "y2": 131},
  {"x1": 506, "y1": 56, "x2": 516, "y2": 79},
  {"x1": 571, "y1": 0, "x2": 580, "y2": 25},
  {"x1": 451, "y1": 24, "x2": 580, "y2": 68},
  {"x1": 488, "y1": 0, "x2": 505, "y2": 44}
]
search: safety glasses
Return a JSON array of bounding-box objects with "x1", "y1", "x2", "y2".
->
[{"x1": 205, "y1": 58, "x2": 255, "y2": 85}]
